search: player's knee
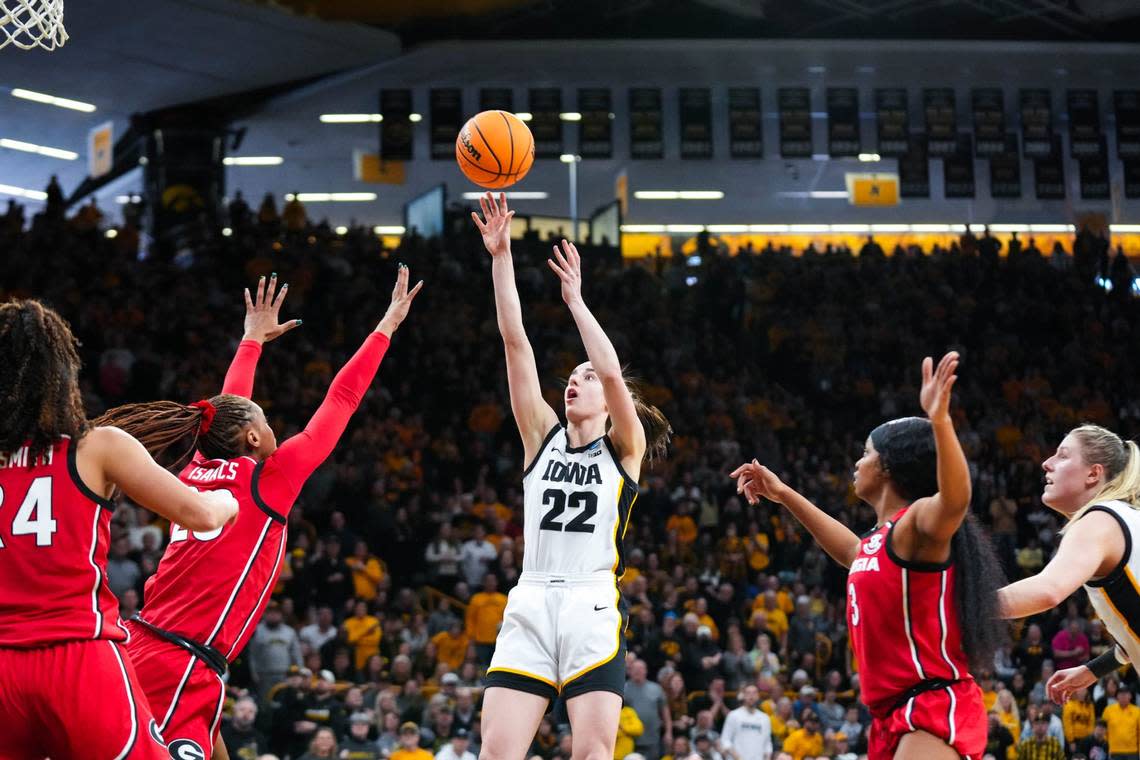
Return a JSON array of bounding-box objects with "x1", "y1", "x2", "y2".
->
[{"x1": 571, "y1": 741, "x2": 614, "y2": 760}]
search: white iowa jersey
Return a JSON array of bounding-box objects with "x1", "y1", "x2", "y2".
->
[
  {"x1": 521, "y1": 425, "x2": 638, "y2": 577},
  {"x1": 1083, "y1": 500, "x2": 1140, "y2": 667}
]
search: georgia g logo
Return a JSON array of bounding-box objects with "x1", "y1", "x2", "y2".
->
[
  {"x1": 864, "y1": 534, "x2": 884, "y2": 555},
  {"x1": 169, "y1": 739, "x2": 206, "y2": 760}
]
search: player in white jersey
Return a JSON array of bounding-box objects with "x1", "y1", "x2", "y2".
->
[
  {"x1": 997, "y1": 424, "x2": 1140, "y2": 702},
  {"x1": 471, "y1": 192, "x2": 671, "y2": 760}
]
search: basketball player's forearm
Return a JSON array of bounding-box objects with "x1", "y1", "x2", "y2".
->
[
  {"x1": 997, "y1": 577, "x2": 1067, "y2": 618},
  {"x1": 931, "y1": 417, "x2": 971, "y2": 513},
  {"x1": 566, "y1": 300, "x2": 621, "y2": 379},
  {"x1": 778, "y1": 487, "x2": 860, "y2": 567},
  {"x1": 491, "y1": 253, "x2": 527, "y2": 344},
  {"x1": 220, "y1": 339, "x2": 263, "y2": 398}
]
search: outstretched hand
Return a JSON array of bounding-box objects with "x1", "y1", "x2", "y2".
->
[
  {"x1": 471, "y1": 192, "x2": 514, "y2": 258},
  {"x1": 243, "y1": 273, "x2": 300, "y2": 344},
  {"x1": 729, "y1": 459, "x2": 789, "y2": 506},
  {"x1": 547, "y1": 239, "x2": 584, "y2": 306},
  {"x1": 376, "y1": 263, "x2": 424, "y2": 337},
  {"x1": 919, "y1": 351, "x2": 959, "y2": 423},
  {"x1": 1046, "y1": 665, "x2": 1097, "y2": 705}
]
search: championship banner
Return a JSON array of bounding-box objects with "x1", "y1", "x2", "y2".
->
[
  {"x1": 875, "y1": 88, "x2": 909, "y2": 157},
  {"x1": 380, "y1": 88, "x2": 413, "y2": 161},
  {"x1": 972, "y1": 88, "x2": 1005, "y2": 157},
  {"x1": 88, "y1": 120, "x2": 113, "y2": 179},
  {"x1": 1067, "y1": 89, "x2": 1103, "y2": 157},
  {"x1": 480, "y1": 88, "x2": 513, "y2": 113},
  {"x1": 827, "y1": 87, "x2": 860, "y2": 157},
  {"x1": 679, "y1": 88, "x2": 713, "y2": 159},
  {"x1": 988, "y1": 133, "x2": 1022, "y2": 198},
  {"x1": 778, "y1": 87, "x2": 813, "y2": 158},
  {"x1": 430, "y1": 88, "x2": 463, "y2": 160},
  {"x1": 845, "y1": 173, "x2": 899, "y2": 206},
  {"x1": 578, "y1": 88, "x2": 612, "y2": 159},
  {"x1": 898, "y1": 134, "x2": 929, "y2": 198},
  {"x1": 1034, "y1": 136, "x2": 1066, "y2": 200},
  {"x1": 1020, "y1": 89, "x2": 1053, "y2": 158},
  {"x1": 629, "y1": 88, "x2": 664, "y2": 160},
  {"x1": 924, "y1": 88, "x2": 958, "y2": 156},
  {"x1": 1114, "y1": 90, "x2": 1140, "y2": 159},
  {"x1": 1080, "y1": 153, "x2": 1110, "y2": 200},
  {"x1": 353, "y1": 150, "x2": 406, "y2": 184},
  {"x1": 528, "y1": 88, "x2": 563, "y2": 159},
  {"x1": 943, "y1": 135, "x2": 975, "y2": 198},
  {"x1": 727, "y1": 87, "x2": 763, "y2": 159}
]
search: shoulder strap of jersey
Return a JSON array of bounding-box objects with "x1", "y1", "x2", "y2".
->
[{"x1": 522, "y1": 424, "x2": 562, "y2": 480}]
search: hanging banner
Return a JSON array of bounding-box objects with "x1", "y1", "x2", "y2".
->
[
  {"x1": 1034, "y1": 136, "x2": 1066, "y2": 200},
  {"x1": 972, "y1": 88, "x2": 1005, "y2": 157},
  {"x1": 727, "y1": 87, "x2": 763, "y2": 159},
  {"x1": 629, "y1": 88, "x2": 664, "y2": 160},
  {"x1": 578, "y1": 88, "x2": 612, "y2": 159},
  {"x1": 430, "y1": 88, "x2": 463, "y2": 160},
  {"x1": 679, "y1": 88, "x2": 713, "y2": 159},
  {"x1": 898, "y1": 134, "x2": 929, "y2": 198},
  {"x1": 845, "y1": 173, "x2": 899, "y2": 206},
  {"x1": 529, "y1": 88, "x2": 563, "y2": 159},
  {"x1": 480, "y1": 88, "x2": 513, "y2": 113},
  {"x1": 88, "y1": 121, "x2": 114, "y2": 179},
  {"x1": 827, "y1": 87, "x2": 860, "y2": 157},
  {"x1": 1080, "y1": 153, "x2": 1110, "y2": 199},
  {"x1": 1114, "y1": 90, "x2": 1140, "y2": 159},
  {"x1": 875, "y1": 88, "x2": 909, "y2": 157},
  {"x1": 380, "y1": 88, "x2": 413, "y2": 161},
  {"x1": 1068, "y1": 89, "x2": 1103, "y2": 157},
  {"x1": 943, "y1": 135, "x2": 975, "y2": 198},
  {"x1": 779, "y1": 87, "x2": 813, "y2": 158},
  {"x1": 988, "y1": 133, "x2": 1022, "y2": 198},
  {"x1": 924, "y1": 88, "x2": 958, "y2": 156},
  {"x1": 1020, "y1": 89, "x2": 1053, "y2": 158}
]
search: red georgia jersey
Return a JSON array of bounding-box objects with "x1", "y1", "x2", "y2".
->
[
  {"x1": 138, "y1": 455, "x2": 287, "y2": 660},
  {"x1": 0, "y1": 437, "x2": 126, "y2": 647},
  {"x1": 846, "y1": 506, "x2": 972, "y2": 716}
]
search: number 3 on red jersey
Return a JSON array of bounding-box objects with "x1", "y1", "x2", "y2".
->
[
  {"x1": 0, "y1": 476, "x2": 59, "y2": 548},
  {"x1": 848, "y1": 583, "x2": 860, "y2": 627}
]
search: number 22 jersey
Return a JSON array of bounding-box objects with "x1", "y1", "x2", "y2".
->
[{"x1": 521, "y1": 426, "x2": 638, "y2": 577}]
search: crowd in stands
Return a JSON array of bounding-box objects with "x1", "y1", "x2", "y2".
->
[{"x1": 3, "y1": 183, "x2": 1140, "y2": 760}]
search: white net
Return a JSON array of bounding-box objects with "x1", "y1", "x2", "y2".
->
[{"x1": 1, "y1": 0, "x2": 67, "y2": 51}]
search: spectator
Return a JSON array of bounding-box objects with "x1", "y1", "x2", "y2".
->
[
  {"x1": 391, "y1": 722, "x2": 433, "y2": 760},
  {"x1": 1016, "y1": 714, "x2": 1064, "y2": 760},
  {"x1": 625, "y1": 658, "x2": 671, "y2": 760},
  {"x1": 616, "y1": 701, "x2": 646, "y2": 760},
  {"x1": 250, "y1": 602, "x2": 303, "y2": 701},
  {"x1": 343, "y1": 600, "x2": 382, "y2": 673},
  {"x1": 1102, "y1": 687, "x2": 1140, "y2": 759},
  {"x1": 298, "y1": 726, "x2": 338, "y2": 760},
  {"x1": 992, "y1": 688, "x2": 1020, "y2": 742},
  {"x1": 222, "y1": 696, "x2": 269, "y2": 759},
  {"x1": 300, "y1": 606, "x2": 339, "y2": 655},
  {"x1": 1076, "y1": 721, "x2": 1110, "y2": 760},
  {"x1": 1051, "y1": 619, "x2": 1090, "y2": 670},
  {"x1": 430, "y1": 618, "x2": 469, "y2": 672},
  {"x1": 435, "y1": 728, "x2": 476, "y2": 760},
  {"x1": 347, "y1": 539, "x2": 385, "y2": 602},
  {"x1": 720, "y1": 684, "x2": 772, "y2": 760},
  {"x1": 106, "y1": 536, "x2": 141, "y2": 597},
  {"x1": 459, "y1": 524, "x2": 498, "y2": 588},
  {"x1": 836, "y1": 707, "x2": 864, "y2": 753},
  {"x1": 339, "y1": 712, "x2": 381, "y2": 760},
  {"x1": 985, "y1": 713, "x2": 1015, "y2": 760},
  {"x1": 780, "y1": 713, "x2": 823, "y2": 760},
  {"x1": 312, "y1": 537, "x2": 354, "y2": 614},
  {"x1": 465, "y1": 573, "x2": 507, "y2": 665},
  {"x1": 691, "y1": 732, "x2": 723, "y2": 760},
  {"x1": 291, "y1": 671, "x2": 347, "y2": 756},
  {"x1": 425, "y1": 523, "x2": 461, "y2": 590}
]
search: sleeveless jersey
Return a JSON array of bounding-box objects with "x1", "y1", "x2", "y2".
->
[
  {"x1": 521, "y1": 426, "x2": 638, "y2": 577},
  {"x1": 0, "y1": 436, "x2": 125, "y2": 647},
  {"x1": 1082, "y1": 501, "x2": 1140, "y2": 668},
  {"x1": 846, "y1": 507, "x2": 971, "y2": 716},
  {"x1": 138, "y1": 455, "x2": 287, "y2": 660}
]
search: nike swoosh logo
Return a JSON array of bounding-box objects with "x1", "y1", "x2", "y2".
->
[{"x1": 594, "y1": 605, "x2": 608, "y2": 611}]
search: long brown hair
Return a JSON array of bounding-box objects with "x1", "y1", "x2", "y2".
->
[
  {"x1": 0, "y1": 299, "x2": 88, "y2": 461},
  {"x1": 93, "y1": 393, "x2": 259, "y2": 470},
  {"x1": 624, "y1": 376, "x2": 672, "y2": 464}
]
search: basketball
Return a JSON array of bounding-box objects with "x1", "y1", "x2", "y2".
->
[{"x1": 455, "y1": 110, "x2": 534, "y2": 189}]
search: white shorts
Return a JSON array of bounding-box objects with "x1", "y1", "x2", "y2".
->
[{"x1": 485, "y1": 571, "x2": 627, "y2": 701}]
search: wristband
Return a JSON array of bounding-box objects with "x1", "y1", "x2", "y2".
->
[{"x1": 1088, "y1": 649, "x2": 1125, "y2": 678}]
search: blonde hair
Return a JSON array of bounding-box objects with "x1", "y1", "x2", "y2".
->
[
  {"x1": 1067, "y1": 424, "x2": 1140, "y2": 523},
  {"x1": 992, "y1": 688, "x2": 1020, "y2": 727}
]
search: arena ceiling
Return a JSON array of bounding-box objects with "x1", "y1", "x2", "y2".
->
[{"x1": 256, "y1": 0, "x2": 1140, "y2": 42}]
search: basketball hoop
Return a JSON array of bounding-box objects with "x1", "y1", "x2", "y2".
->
[{"x1": 1, "y1": 0, "x2": 68, "y2": 51}]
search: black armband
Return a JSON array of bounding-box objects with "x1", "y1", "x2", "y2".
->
[{"x1": 1088, "y1": 648, "x2": 1125, "y2": 679}]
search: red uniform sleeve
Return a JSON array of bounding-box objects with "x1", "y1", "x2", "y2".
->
[
  {"x1": 257, "y1": 332, "x2": 391, "y2": 512},
  {"x1": 220, "y1": 340, "x2": 263, "y2": 399}
]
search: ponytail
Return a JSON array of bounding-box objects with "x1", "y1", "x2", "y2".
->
[
  {"x1": 950, "y1": 512, "x2": 1010, "y2": 674},
  {"x1": 93, "y1": 393, "x2": 258, "y2": 471},
  {"x1": 1066, "y1": 425, "x2": 1140, "y2": 524},
  {"x1": 633, "y1": 392, "x2": 672, "y2": 464}
]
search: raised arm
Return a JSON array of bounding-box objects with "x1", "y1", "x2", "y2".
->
[
  {"x1": 909, "y1": 352, "x2": 972, "y2": 544},
  {"x1": 730, "y1": 460, "x2": 861, "y2": 568},
  {"x1": 222, "y1": 273, "x2": 301, "y2": 398},
  {"x1": 472, "y1": 193, "x2": 558, "y2": 464},
  {"x1": 259, "y1": 265, "x2": 421, "y2": 509},
  {"x1": 79, "y1": 426, "x2": 237, "y2": 532},
  {"x1": 548, "y1": 239, "x2": 646, "y2": 471}
]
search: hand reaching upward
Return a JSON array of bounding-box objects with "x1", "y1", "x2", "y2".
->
[
  {"x1": 471, "y1": 192, "x2": 514, "y2": 258},
  {"x1": 242, "y1": 273, "x2": 301, "y2": 344}
]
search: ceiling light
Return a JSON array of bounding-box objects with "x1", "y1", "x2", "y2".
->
[
  {"x1": 620, "y1": 224, "x2": 666, "y2": 233},
  {"x1": 778, "y1": 190, "x2": 849, "y2": 199},
  {"x1": 788, "y1": 224, "x2": 830, "y2": 233},
  {"x1": 679, "y1": 191, "x2": 723, "y2": 200},
  {"x1": 635, "y1": 191, "x2": 724, "y2": 200},
  {"x1": 0, "y1": 183, "x2": 48, "y2": 200},
  {"x1": 910, "y1": 224, "x2": 953, "y2": 233},
  {"x1": 336, "y1": 226, "x2": 348, "y2": 235},
  {"x1": 0, "y1": 138, "x2": 78, "y2": 160},
  {"x1": 969, "y1": 223, "x2": 986, "y2": 233},
  {"x1": 223, "y1": 156, "x2": 284, "y2": 166},
  {"x1": 320, "y1": 114, "x2": 382, "y2": 123},
  {"x1": 665, "y1": 224, "x2": 706, "y2": 233},
  {"x1": 11, "y1": 88, "x2": 96, "y2": 113},
  {"x1": 858, "y1": 153, "x2": 881, "y2": 162},
  {"x1": 373, "y1": 225, "x2": 406, "y2": 235},
  {"x1": 462, "y1": 191, "x2": 549, "y2": 200},
  {"x1": 115, "y1": 194, "x2": 142, "y2": 204},
  {"x1": 706, "y1": 225, "x2": 750, "y2": 233},
  {"x1": 830, "y1": 224, "x2": 871, "y2": 233},
  {"x1": 870, "y1": 224, "x2": 910, "y2": 233},
  {"x1": 409, "y1": 113, "x2": 423, "y2": 123},
  {"x1": 514, "y1": 112, "x2": 533, "y2": 121},
  {"x1": 222, "y1": 227, "x2": 233, "y2": 237},
  {"x1": 1029, "y1": 224, "x2": 1075, "y2": 233},
  {"x1": 560, "y1": 154, "x2": 580, "y2": 163},
  {"x1": 105, "y1": 229, "x2": 118, "y2": 239},
  {"x1": 987, "y1": 224, "x2": 1031, "y2": 232},
  {"x1": 559, "y1": 112, "x2": 582, "y2": 121},
  {"x1": 749, "y1": 224, "x2": 790, "y2": 233},
  {"x1": 291, "y1": 193, "x2": 376, "y2": 202}
]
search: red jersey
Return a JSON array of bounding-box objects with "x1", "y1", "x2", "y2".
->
[
  {"x1": 0, "y1": 436, "x2": 125, "y2": 647},
  {"x1": 137, "y1": 333, "x2": 390, "y2": 660},
  {"x1": 846, "y1": 506, "x2": 972, "y2": 717}
]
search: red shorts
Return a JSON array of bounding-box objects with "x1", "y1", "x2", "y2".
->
[
  {"x1": 125, "y1": 622, "x2": 226, "y2": 760},
  {"x1": 0, "y1": 639, "x2": 168, "y2": 759},
  {"x1": 868, "y1": 680, "x2": 987, "y2": 760}
]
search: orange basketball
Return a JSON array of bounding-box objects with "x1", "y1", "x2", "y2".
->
[{"x1": 455, "y1": 110, "x2": 535, "y2": 189}]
